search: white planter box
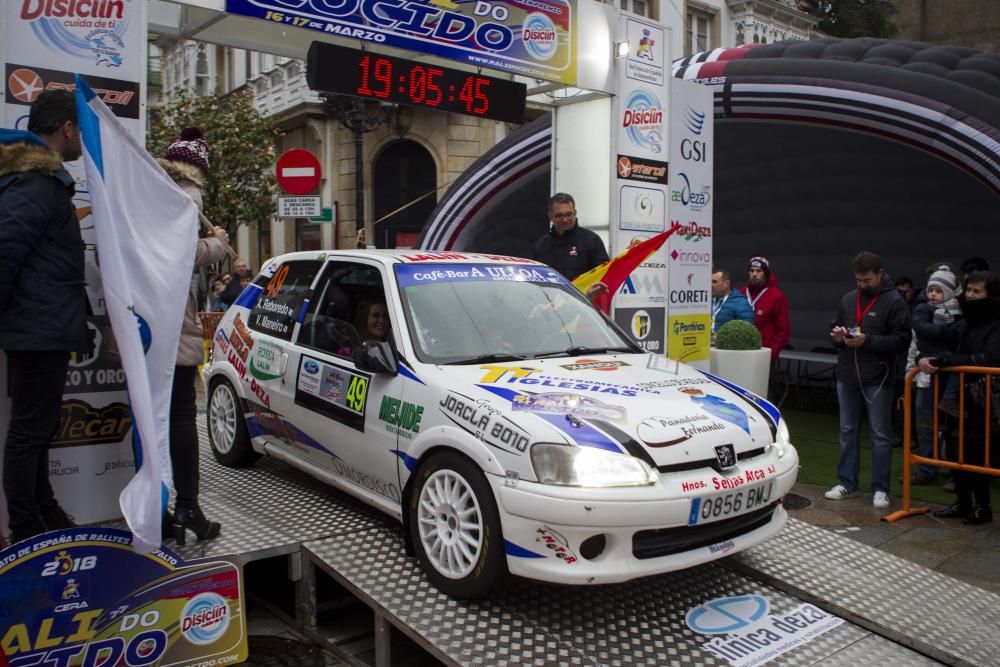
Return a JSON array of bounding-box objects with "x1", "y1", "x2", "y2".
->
[{"x1": 710, "y1": 347, "x2": 771, "y2": 397}]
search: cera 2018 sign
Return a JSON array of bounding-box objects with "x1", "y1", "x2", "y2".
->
[
  {"x1": 0, "y1": 528, "x2": 248, "y2": 667},
  {"x1": 226, "y1": 0, "x2": 577, "y2": 84}
]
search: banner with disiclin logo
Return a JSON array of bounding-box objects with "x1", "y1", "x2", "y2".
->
[
  {"x1": 610, "y1": 15, "x2": 670, "y2": 352},
  {"x1": 1, "y1": 0, "x2": 147, "y2": 525},
  {"x1": 0, "y1": 528, "x2": 247, "y2": 667},
  {"x1": 225, "y1": 0, "x2": 577, "y2": 85}
]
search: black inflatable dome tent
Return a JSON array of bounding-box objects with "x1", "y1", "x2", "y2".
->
[{"x1": 419, "y1": 37, "x2": 1000, "y2": 351}]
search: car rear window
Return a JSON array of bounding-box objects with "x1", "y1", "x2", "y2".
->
[{"x1": 247, "y1": 260, "x2": 322, "y2": 341}]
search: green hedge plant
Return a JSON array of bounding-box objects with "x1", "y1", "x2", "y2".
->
[{"x1": 715, "y1": 320, "x2": 762, "y2": 350}]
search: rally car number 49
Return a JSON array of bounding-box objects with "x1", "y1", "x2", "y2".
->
[{"x1": 203, "y1": 250, "x2": 798, "y2": 599}]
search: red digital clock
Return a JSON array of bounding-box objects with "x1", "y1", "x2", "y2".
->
[{"x1": 307, "y1": 42, "x2": 526, "y2": 124}]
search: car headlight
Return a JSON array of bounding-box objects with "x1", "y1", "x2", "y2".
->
[
  {"x1": 772, "y1": 419, "x2": 790, "y2": 458},
  {"x1": 530, "y1": 443, "x2": 659, "y2": 487}
]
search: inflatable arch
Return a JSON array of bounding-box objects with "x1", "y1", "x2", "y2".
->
[{"x1": 419, "y1": 38, "x2": 1000, "y2": 350}]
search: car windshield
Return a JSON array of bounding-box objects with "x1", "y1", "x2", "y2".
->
[{"x1": 395, "y1": 262, "x2": 638, "y2": 364}]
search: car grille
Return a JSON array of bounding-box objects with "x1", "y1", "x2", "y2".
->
[
  {"x1": 632, "y1": 503, "x2": 778, "y2": 560},
  {"x1": 656, "y1": 446, "x2": 767, "y2": 474}
]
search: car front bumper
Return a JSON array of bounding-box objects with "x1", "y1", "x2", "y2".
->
[{"x1": 492, "y1": 446, "x2": 798, "y2": 585}]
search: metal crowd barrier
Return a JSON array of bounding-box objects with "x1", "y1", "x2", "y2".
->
[{"x1": 884, "y1": 365, "x2": 1000, "y2": 522}]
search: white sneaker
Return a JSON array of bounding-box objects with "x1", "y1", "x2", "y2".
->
[
  {"x1": 824, "y1": 484, "x2": 856, "y2": 500},
  {"x1": 873, "y1": 491, "x2": 890, "y2": 509}
]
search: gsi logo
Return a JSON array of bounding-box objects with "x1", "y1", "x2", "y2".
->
[
  {"x1": 680, "y1": 138, "x2": 707, "y2": 162},
  {"x1": 686, "y1": 595, "x2": 770, "y2": 634},
  {"x1": 684, "y1": 106, "x2": 705, "y2": 136}
]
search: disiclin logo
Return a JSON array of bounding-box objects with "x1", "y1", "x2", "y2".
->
[
  {"x1": 181, "y1": 592, "x2": 231, "y2": 645},
  {"x1": 622, "y1": 89, "x2": 664, "y2": 154},
  {"x1": 521, "y1": 13, "x2": 558, "y2": 60}
]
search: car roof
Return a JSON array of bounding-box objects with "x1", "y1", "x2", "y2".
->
[{"x1": 260, "y1": 249, "x2": 547, "y2": 270}]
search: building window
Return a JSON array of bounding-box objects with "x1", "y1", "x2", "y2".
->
[
  {"x1": 686, "y1": 7, "x2": 713, "y2": 55},
  {"x1": 601, "y1": 0, "x2": 652, "y2": 18},
  {"x1": 295, "y1": 219, "x2": 322, "y2": 251},
  {"x1": 257, "y1": 224, "x2": 271, "y2": 263}
]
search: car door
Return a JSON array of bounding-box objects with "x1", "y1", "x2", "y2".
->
[
  {"x1": 238, "y1": 258, "x2": 323, "y2": 453},
  {"x1": 285, "y1": 259, "x2": 407, "y2": 514}
]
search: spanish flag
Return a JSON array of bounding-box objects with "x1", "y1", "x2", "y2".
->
[{"x1": 573, "y1": 224, "x2": 681, "y2": 313}]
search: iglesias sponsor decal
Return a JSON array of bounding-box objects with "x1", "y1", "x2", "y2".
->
[
  {"x1": 686, "y1": 595, "x2": 843, "y2": 666},
  {"x1": 622, "y1": 89, "x2": 665, "y2": 154}
]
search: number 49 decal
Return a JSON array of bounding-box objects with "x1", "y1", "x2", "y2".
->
[{"x1": 346, "y1": 375, "x2": 368, "y2": 412}]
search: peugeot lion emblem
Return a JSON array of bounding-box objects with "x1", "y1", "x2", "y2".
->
[{"x1": 714, "y1": 444, "x2": 736, "y2": 470}]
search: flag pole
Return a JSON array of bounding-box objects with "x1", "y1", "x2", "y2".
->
[{"x1": 198, "y1": 211, "x2": 238, "y2": 259}]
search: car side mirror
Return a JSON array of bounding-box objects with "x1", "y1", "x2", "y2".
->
[{"x1": 353, "y1": 340, "x2": 398, "y2": 376}]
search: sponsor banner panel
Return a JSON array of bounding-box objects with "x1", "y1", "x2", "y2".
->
[
  {"x1": 685, "y1": 594, "x2": 843, "y2": 666},
  {"x1": 3, "y1": 0, "x2": 146, "y2": 524},
  {"x1": 667, "y1": 313, "x2": 710, "y2": 364},
  {"x1": 667, "y1": 79, "x2": 713, "y2": 369},
  {"x1": 614, "y1": 306, "x2": 665, "y2": 354},
  {"x1": 611, "y1": 16, "x2": 669, "y2": 355},
  {"x1": 0, "y1": 528, "x2": 248, "y2": 667},
  {"x1": 4, "y1": 0, "x2": 143, "y2": 82},
  {"x1": 225, "y1": 0, "x2": 577, "y2": 85},
  {"x1": 6, "y1": 63, "x2": 140, "y2": 118}
]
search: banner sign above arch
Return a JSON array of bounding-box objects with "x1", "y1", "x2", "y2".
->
[{"x1": 225, "y1": 0, "x2": 577, "y2": 85}]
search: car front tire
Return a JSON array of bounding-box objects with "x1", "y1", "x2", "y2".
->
[
  {"x1": 207, "y1": 377, "x2": 259, "y2": 467},
  {"x1": 409, "y1": 451, "x2": 508, "y2": 599}
]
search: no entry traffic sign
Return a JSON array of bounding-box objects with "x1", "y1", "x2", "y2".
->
[{"x1": 276, "y1": 149, "x2": 321, "y2": 195}]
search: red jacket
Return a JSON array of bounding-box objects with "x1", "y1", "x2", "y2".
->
[{"x1": 741, "y1": 274, "x2": 790, "y2": 360}]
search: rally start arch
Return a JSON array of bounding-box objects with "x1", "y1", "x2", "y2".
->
[{"x1": 420, "y1": 37, "x2": 1000, "y2": 350}]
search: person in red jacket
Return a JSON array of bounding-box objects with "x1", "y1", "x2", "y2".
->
[{"x1": 741, "y1": 256, "x2": 790, "y2": 360}]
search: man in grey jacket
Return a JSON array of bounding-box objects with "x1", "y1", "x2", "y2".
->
[
  {"x1": 825, "y1": 251, "x2": 911, "y2": 509},
  {"x1": 0, "y1": 90, "x2": 89, "y2": 543}
]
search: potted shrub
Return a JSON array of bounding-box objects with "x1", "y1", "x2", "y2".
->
[{"x1": 710, "y1": 320, "x2": 771, "y2": 397}]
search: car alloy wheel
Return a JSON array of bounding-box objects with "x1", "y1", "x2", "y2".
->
[
  {"x1": 417, "y1": 469, "x2": 484, "y2": 579},
  {"x1": 409, "y1": 452, "x2": 507, "y2": 598},
  {"x1": 207, "y1": 378, "x2": 258, "y2": 467}
]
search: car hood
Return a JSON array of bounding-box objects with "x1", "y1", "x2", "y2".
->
[{"x1": 413, "y1": 353, "x2": 780, "y2": 469}]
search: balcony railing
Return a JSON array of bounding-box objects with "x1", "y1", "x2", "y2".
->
[{"x1": 249, "y1": 59, "x2": 323, "y2": 118}]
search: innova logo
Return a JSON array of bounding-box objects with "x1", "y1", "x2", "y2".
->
[
  {"x1": 686, "y1": 595, "x2": 770, "y2": 634},
  {"x1": 622, "y1": 89, "x2": 664, "y2": 154},
  {"x1": 521, "y1": 13, "x2": 558, "y2": 60}
]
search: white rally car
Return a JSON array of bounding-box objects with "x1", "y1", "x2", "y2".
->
[{"x1": 203, "y1": 250, "x2": 798, "y2": 598}]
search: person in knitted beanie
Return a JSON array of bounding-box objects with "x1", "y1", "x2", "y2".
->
[{"x1": 159, "y1": 127, "x2": 227, "y2": 545}]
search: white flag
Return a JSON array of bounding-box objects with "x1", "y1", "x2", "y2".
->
[{"x1": 75, "y1": 75, "x2": 198, "y2": 553}]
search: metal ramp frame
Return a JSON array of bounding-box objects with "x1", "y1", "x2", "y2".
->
[{"x1": 170, "y1": 417, "x2": 998, "y2": 665}]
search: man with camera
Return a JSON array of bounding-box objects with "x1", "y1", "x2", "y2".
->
[{"x1": 826, "y1": 251, "x2": 911, "y2": 509}]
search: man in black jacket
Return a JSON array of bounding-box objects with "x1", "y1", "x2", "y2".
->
[
  {"x1": 531, "y1": 193, "x2": 609, "y2": 282},
  {"x1": 825, "y1": 251, "x2": 911, "y2": 509},
  {"x1": 0, "y1": 90, "x2": 89, "y2": 544}
]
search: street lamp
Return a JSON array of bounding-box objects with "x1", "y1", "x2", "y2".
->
[{"x1": 322, "y1": 95, "x2": 396, "y2": 232}]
